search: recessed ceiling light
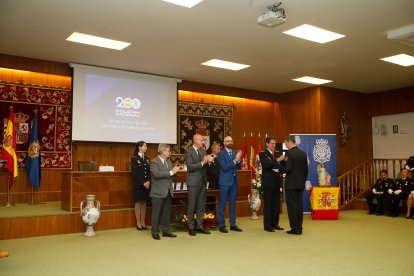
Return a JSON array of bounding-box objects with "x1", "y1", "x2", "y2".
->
[
  {"x1": 292, "y1": 76, "x2": 332, "y2": 85},
  {"x1": 201, "y1": 59, "x2": 250, "y2": 71},
  {"x1": 162, "y1": 0, "x2": 204, "y2": 8},
  {"x1": 66, "y1": 32, "x2": 131, "y2": 50},
  {"x1": 380, "y1": 54, "x2": 414, "y2": 67},
  {"x1": 283, "y1": 24, "x2": 345, "y2": 44}
]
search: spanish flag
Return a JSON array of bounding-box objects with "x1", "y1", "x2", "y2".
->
[
  {"x1": 1, "y1": 106, "x2": 18, "y2": 188},
  {"x1": 310, "y1": 187, "x2": 340, "y2": 220},
  {"x1": 249, "y1": 135, "x2": 256, "y2": 179}
]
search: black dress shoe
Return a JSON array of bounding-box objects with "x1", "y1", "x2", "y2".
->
[
  {"x1": 264, "y1": 227, "x2": 275, "y2": 232},
  {"x1": 219, "y1": 226, "x2": 228, "y2": 233},
  {"x1": 136, "y1": 226, "x2": 143, "y2": 231},
  {"x1": 273, "y1": 226, "x2": 284, "y2": 231},
  {"x1": 230, "y1": 225, "x2": 242, "y2": 232},
  {"x1": 142, "y1": 226, "x2": 148, "y2": 230},
  {"x1": 162, "y1": 232, "x2": 177, "y2": 238},
  {"x1": 197, "y1": 228, "x2": 211, "y2": 234},
  {"x1": 189, "y1": 230, "x2": 197, "y2": 236},
  {"x1": 152, "y1": 232, "x2": 160, "y2": 240},
  {"x1": 286, "y1": 229, "x2": 302, "y2": 235}
]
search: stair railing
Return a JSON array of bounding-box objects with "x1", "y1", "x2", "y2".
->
[{"x1": 337, "y1": 158, "x2": 407, "y2": 209}]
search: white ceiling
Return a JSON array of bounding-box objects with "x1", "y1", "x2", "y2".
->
[{"x1": 1, "y1": 0, "x2": 414, "y2": 94}]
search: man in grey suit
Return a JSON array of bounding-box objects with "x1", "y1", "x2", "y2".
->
[
  {"x1": 185, "y1": 134, "x2": 214, "y2": 236},
  {"x1": 150, "y1": 144, "x2": 180, "y2": 240}
]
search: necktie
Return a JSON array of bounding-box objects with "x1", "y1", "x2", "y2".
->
[
  {"x1": 164, "y1": 160, "x2": 168, "y2": 169},
  {"x1": 196, "y1": 149, "x2": 201, "y2": 160}
]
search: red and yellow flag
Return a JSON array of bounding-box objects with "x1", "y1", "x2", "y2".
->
[
  {"x1": 240, "y1": 133, "x2": 248, "y2": 170},
  {"x1": 249, "y1": 134, "x2": 256, "y2": 179},
  {"x1": 1, "y1": 106, "x2": 18, "y2": 188},
  {"x1": 310, "y1": 187, "x2": 340, "y2": 220}
]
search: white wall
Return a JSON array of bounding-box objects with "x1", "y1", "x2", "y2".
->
[{"x1": 372, "y1": 112, "x2": 414, "y2": 159}]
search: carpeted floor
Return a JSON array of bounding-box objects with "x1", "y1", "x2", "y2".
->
[{"x1": 1, "y1": 210, "x2": 413, "y2": 276}]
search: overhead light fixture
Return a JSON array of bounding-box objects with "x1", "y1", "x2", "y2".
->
[
  {"x1": 201, "y1": 59, "x2": 250, "y2": 71},
  {"x1": 283, "y1": 24, "x2": 345, "y2": 44},
  {"x1": 387, "y1": 23, "x2": 414, "y2": 48},
  {"x1": 380, "y1": 54, "x2": 414, "y2": 67},
  {"x1": 66, "y1": 32, "x2": 131, "y2": 50},
  {"x1": 292, "y1": 76, "x2": 332, "y2": 85},
  {"x1": 162, "y1": 0, "x2": 204, "y2": 8},
  {"x1": 257, "y1": 2, "x2": 286, "y2": 27}
]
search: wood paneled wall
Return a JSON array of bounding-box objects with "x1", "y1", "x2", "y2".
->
[
  {"x1": 276, "y1": 86, "x2": 372, "y2": 174},
  {"x1": 369, "y1": 86, "x2": 414, "y2": 117}
]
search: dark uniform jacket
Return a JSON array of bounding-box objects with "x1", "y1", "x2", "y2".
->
[{"x1": 259, "y1": 149, "x2": 283, "y2": 190}]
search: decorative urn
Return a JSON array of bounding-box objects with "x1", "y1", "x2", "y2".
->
[
  {"x1": 248, "y1": 189, "x2": 261, "y2": 220},
  {"x1": 80, "y1": 194, "x2": 101, "y2": 237}
]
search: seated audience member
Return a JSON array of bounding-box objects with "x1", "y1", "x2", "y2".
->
[
  {"x1": 387, "y1": 168, "x2": 414, "y2": 218},
  {"x1": 366, "y1": 169, "x2": 393, "y2": 215}
]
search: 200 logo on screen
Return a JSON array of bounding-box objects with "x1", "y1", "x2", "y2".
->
[{"x1": 115, "y1": 96, "x2": 141, "y2": 117}]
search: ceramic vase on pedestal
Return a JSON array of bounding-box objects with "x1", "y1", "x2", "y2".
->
[
  {"x1": 80, "y1": 194, "x2": 101, "y2": 237},
  {"x1": 248, "y1": 189, "x2": 261, "y2": 220}
]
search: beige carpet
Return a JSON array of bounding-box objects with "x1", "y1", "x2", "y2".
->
[
  {"x1": 1, "y1": 210, "x2": 413, "y2": 276},
  {"x1": 0, "y1": 211, "x2": 414, "y2": 275}
]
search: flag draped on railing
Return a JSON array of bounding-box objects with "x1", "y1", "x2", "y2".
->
[
  {"x1": 27, "y1": 110, "x2": 41, "y2": 188},
  {"x1": 1, "y1": 106, "x2": 18, "y2": 188}
]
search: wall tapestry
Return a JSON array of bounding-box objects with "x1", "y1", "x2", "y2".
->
[
  {"x1": 0, "y1": 82, "x2": 71, "y2": 168},
  {"x1": 170, "y1": 101, "x2": 233, "y2": 164}
]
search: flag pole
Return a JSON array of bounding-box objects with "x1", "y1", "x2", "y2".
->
[
  {"x1": 28, "y1": 185, "x2": 45, "y2": 205},
  {"x1": 1, "y1": 171, "x2": 14, "y2": 206}
]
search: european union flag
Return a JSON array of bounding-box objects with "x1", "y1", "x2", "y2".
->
[{"x1": 26, "y1": 110, "x2": 41, "y2": 188}]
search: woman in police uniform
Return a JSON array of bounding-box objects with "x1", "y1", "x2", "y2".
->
[{"x1": 131, "y1": 141, "x2": 151, "y2": 230}]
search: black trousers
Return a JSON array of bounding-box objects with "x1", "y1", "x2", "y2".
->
[
  {"x1": 263, "y1": 188, "x2": 280, "y2": 228},
  {"x1": 285, "y1": 189, "x2": 303, "y2": 232},
  {"x1": 390, "y1": 193, "x2": 408, "y2": 215},
  {"x1": 366, "y1": 192, "x2": 384, "y2": 214}
]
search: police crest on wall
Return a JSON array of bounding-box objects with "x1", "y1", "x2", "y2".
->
[{"x1": 170, "y1": 101, "x2": 233, "y2": 164}]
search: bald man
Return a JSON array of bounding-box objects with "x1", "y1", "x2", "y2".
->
[{"x1": 185, "y1": 134, "x2": 214, "y2": 236}]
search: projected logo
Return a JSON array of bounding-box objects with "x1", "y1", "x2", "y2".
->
[{"x1": 115, "y1": 96, "x2": 141, "y2": 117}]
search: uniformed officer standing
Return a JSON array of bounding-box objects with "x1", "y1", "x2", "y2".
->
[{"x1": 131, "y1": 141, "x2": 151, "y2": 230}]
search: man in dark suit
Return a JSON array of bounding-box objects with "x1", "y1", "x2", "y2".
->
[
  {"x1": 259, "y1": 136, "x2": 285, "y2": 232},
  {"x1": 149, "y1": 144, "x2": 180, "y2": 240},
  {"x1": 206, "y1": 143, "x2": 221, "y2": 189},
  {"x1": 185, "y1": 134, "x2": 214, "y2": 236},
  {"x1": 280, "y1": 135, "x2": 308, "y2": 235},
  {"x1": 217, "y1": 136, "x2": 243, "y2": 233}
]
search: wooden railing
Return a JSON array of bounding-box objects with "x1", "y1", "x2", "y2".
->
[{"x1": 338, "y1": 158, "x2": 407, "y2": 209}]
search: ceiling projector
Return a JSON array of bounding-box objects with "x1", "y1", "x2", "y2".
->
[{"x1": 257, "y1": 2, "x2": 286, "y2": 27}]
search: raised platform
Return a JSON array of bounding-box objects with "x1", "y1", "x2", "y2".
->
[{"x1": 0, "y1": 199, "x2": 256, "y2": 240}]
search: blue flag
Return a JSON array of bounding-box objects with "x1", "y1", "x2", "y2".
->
[{"x1": 27, "y1": 110, "x2": 41, "y2": 188}]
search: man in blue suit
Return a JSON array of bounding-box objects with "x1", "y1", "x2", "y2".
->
[{"x1": 217, "y1": 136, "x2": 243, "y2": 233}]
